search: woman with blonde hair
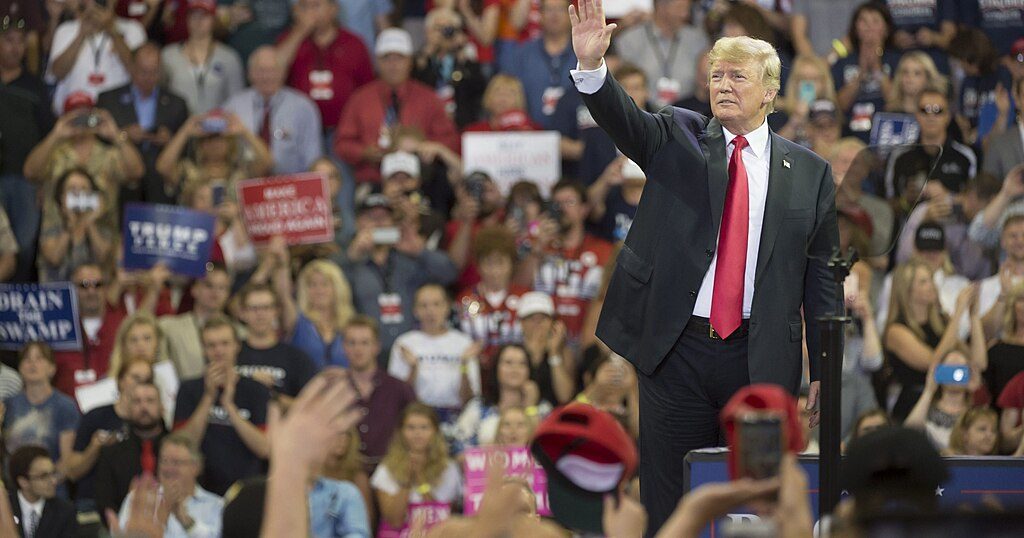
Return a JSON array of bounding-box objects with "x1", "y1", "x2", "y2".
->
[
  {"x1": 464, "y1": 74, "x2": 540, "y2": 132},
  {"x1": 947, "y1": 406, "x2": 999, "y2": 456},
  {"x1": 286, "y1": 259, "x2": 356, "y2": 369},
  {"x1": 886, "y1": 51, "x2": 948, "y2": 113},
  {"x1": 372, "y1": 403, "x2": 462, "y2": 530},
  {"x1": 883, "y1": 260, "x2": 985, "y2": 422},
  {"x1": 321, "y1": 425, "x2": 375, "y2": 526},
  {"x1": 108, "y1": 312, "x2": 179, "y2": 421},
  {"x1": 984, "y1": 285, "x2": 1024, "y2": 408},
  {"x1": 491, "y1": 406, "x2": 538, "y2": 446}
]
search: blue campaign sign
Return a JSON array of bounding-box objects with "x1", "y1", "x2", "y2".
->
[
  {"x1": 0, "y1": 282, "x2": 81, "y2": 351},
  {"x1": 123, "y1": 203, "x2": 216, "y2": 278},
  {"x1": 684, "y1": 450, "x2": 1024, "y2": 537},
  {"x1": 870, "y1": 112, "x2": 920, "y2": 150}
]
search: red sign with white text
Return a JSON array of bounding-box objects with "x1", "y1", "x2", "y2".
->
[{"x1": 238, "y1": 173, "x2": 334, "y2": 246}]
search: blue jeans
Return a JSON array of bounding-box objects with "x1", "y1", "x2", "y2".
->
[{"x1": 0, "y1": 174, "x2": 39, "y2": 282}]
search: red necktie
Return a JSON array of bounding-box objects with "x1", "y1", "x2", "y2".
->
[
  {"x1": 141, "y1": 439, "x2": 156, "y2": 475},
  {"x1": 259, "y1": 101, "x2": 272, "y2": 145},
  {"x1": 710, "y1": 135, "x2": 749, "y2": 338}
]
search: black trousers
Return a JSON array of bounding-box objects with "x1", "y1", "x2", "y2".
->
[{"x1": 638, "y1": 319, "x2": 750, "y2": 537}]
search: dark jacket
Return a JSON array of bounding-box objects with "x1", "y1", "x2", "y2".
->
[
  {"x1": 8, "y1": 491, "x2": 77, "y2": 537},
  {"x1": 94, "y1": 430, "x2": 168, "y2": 526}
]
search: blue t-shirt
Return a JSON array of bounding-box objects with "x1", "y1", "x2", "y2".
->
[
  {"x1": 886, "y1": 0, "x2": 956, "y2": 32},
  {"x1": 499, "y1": 39, "x2": 581, "y2": 138},
  {"x1": 288, "y1": 312, "x2": 349, "y2": 369},
  {"x1": 309, "y1": 478, "x2": 371, "y2": 538},
  {"x1": 592, "y1": 186, "x2": 639, "y2": 243},
  {"x1": 958, "y1": 66, "x2": 1014, "y2": 131},
  {"x1": 3, "y1": 391, "x2": 80, "y2": 460},
  {"x1": 831, "y1": 51, "x2": 902, "y2": 142},
  {"x1": 959, "y1": 0, "x2": 1024, "y2": 55}
]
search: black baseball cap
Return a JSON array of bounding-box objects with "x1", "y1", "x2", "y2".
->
[
  {"x1": 843, "y1": 427, "x2": 948, "y2": 514},
  {"x1": 915, "y1": 222, "x2": 945, "y2": 252}
]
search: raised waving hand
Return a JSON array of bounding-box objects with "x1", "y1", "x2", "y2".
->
[{"x1": 569, "y1": 0, "x2": 618, "y2": 70}]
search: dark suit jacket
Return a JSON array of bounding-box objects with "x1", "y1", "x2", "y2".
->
[
  {"x1": 8, "y1": 492, "x2": 77, "y2": 537},
  {"x1": 582, "y1": 73, "x2": 839, "y2": 394}
]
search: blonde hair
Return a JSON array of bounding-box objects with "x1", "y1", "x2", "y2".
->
[
  {"x1": 887, "y1": 51, "x2": 948, "y2": 112},
  {"x1": 1002, "y1": 284, "x2": 1024, "y2": 337},
  {"x1": 109, "y1": 312, "x2": 164, "y2": 376},
  {"x1": 781, "y1": 54, "x2": 836, "y2": 112},
  {"x1": 948, "y1": 406, "x2": 998, "y2": 455},
  {"x1": 828, "y1": 136, "x2": 868, "y2": 162},
  {"x1": 380, "y1": 403, "x2": 450, "y2": 487},
  {"x1": 482, "y1": 74, "x2": 527, "y2": 115},
  {"x1": 884, "y1": 260, "x2": 946, "y2": 342},
  {"x1": 296, "y1": 259, "x2": 355, "y2": 330},
  {"x1": 707, "y1": 36, "x2": 781, "y2": 113},
  {"x1": 493, "y1": 406, "x2": 538, "y2": 446}
]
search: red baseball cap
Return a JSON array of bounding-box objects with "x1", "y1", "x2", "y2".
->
[
  {"x1": 1012, "y1": 37, "x2": 1024, "y2": 62},
  {"x1": 530, "y1": 403, "x2": 637, "y2": 533},
  {"x1": 63, "y1": 91, "x2": 95, "y2": 114},
  {"x1": 721, "y1": 383, "x2": 805, "y2": 480},
  {"x1": 187, "y1": 0, "x2": 217, "y2": 15}
]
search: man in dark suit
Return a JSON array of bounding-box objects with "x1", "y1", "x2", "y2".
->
[
  {"x1": 8, "y1": 445, "x2": 77, "y2": 537},
  {"x1": 569, "y1": 0, "x2": 839, "y2": 533},
  {"x1": 97, "y1": 42, "x2": 189, "y2": 206}
]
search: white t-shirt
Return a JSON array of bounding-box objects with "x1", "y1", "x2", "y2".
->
[
  {"x1": 388, "y1": 330, "x2": 480, "y2": 409},
  {"x1": 370, "y1": 460, "x2": 463, "y2": 504},
  {"x1": 48, "y1": 19, "x2": 147, "y2": 114}
]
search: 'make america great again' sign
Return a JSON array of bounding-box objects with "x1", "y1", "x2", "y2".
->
[{"x1": 237, "y1": 172, "x2": 334, "y2": 246}]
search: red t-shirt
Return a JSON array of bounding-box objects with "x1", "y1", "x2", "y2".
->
[
  {"x1": 425, "y1": 0, "x2": 501, "y2": 62},
  {"x1": 533, "y1": 235, "x2": 613, "y2": 341},
  {"x1": 998, "y1": 371, "x2": 1024, "y2": 410},
  {"x1": 456, "y1": 284, "x2": 529, "y2": 357},
  {"x1": 53, "y1": 306, "x2": 128, "y2": 398},
  {"x1": 280, "y1": 28, "x2": 375, "y2": 129}
]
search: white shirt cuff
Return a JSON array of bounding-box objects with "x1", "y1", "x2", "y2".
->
[{"x1": 570, "y1": 59, "x2": 608, "y2": 95}]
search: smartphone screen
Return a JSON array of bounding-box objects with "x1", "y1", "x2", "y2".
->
[
  {"x1": 798, "y1": 80, "x2": 816, "y2": 104},
  {"x1": 935, "y1": 364, "x2": 970, "y2": 386},
  {"x1": 736, "y1": 414, "x2": 783, "y2": 480}
]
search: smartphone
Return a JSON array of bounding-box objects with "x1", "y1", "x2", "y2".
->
[
  {"x1": 71, "y1": 112, "x2": 101, "y2": 130},
  {"x1": 935, "y1": 364, "x2": 970, "y2": 386},
  {"x1": 798, "y1": 80, "x2": 816, "y2": 105},
  {"x1": 371, "y1": 227, "x2": 401, "y2": 245},
  {"x1": 211, "y1": 184, "x2": 226, "y2": 206},
  {"x1": 734, "y1": 412, "x2": 784, "y2": 480},
  {"x1": 201, "y1": 116, "x2": 228, "y2": 134}
]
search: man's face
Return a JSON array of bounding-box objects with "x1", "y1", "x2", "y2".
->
[
  {"x1": 915, "y1": 93, "x2": 950, "y2": 138},
  {"x1": 133, "y1": 47, "x2": 161, "y2": 95},
  {"x1": 656, "y1": 0, "x2": 691, "y2": 23},
  {"x1": 342, "y1": 326, "x2": 380, "y2": 371},
  {"x1": 191, "y1": 270, "x2": 231, "y2": 313},
  {"x1": 552, "y1": 187, "x2": 587, "y2": 228},
  {"x1": 377, "y1": 53, "x2": 412, "y2": 87},
  {"x1": 202, "y1": 325, "x2": 240, "y2": 367},
  {"x1": 72, "y1": 266, "x2": 106, "y2": 316},
  {"x1": 248, "y1": 48, "x2": 284, "y2": 97},
  {"x1": 540, "y1": 0, "x2": 570, "y2": 37},
  {"x1": 186, "y1": 9, "x2": 215, "y2": 37},
  {"x1": 0, "y1": 29, "x2": 26, "y2": 70},
  {"x1": 709, "y1": 60, "x2": 774, "y2": 128},
  {"x1": 1001, "y1": 221, "x2": 1024, "y2": 262},
  {"x1": 23, "y1": 457, "x2": 58, "y2": 500},
  {"x1": 158, "y1": 443, "x2": 199, "y2": 489},
  {"x1": 413, "y1": 287, "x2": 449, "y2": 329},
  {"x1": 129, "y1": 385, "x2": 163, "y2": 430},
  {"x1": 19, "y1": 346, "x2": 55, "y2": 385},
  {"x1": 242, "y1": 290, "x2": 279, "y2": 337},
  {"x1": 296, "y1": 0, "x2": 336, "y2": 30}
]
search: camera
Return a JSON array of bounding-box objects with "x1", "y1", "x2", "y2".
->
[
  {"x1": 201, "y1": 116, "x2": 228, "y2": 134},
  {"x1": 440, "y1": 25, "x2": 458, "y2": 38},
  {"x1": 463, "y1": 172, "x2": 489, "y2": 203},
  {"x1": 543, "y1": 200, "x2": 563, "y2": 224},
  {"x1": 71, "y1": 112, "x2": 101, "y2": 130},
  {"x1": 65, "y1": 192, "x2": 101, "y2": 213}
]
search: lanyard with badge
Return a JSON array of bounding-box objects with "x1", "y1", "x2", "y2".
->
[
  {"x1": 645, "y1": 26, "x2": 682, "y2": 105},
  {"x1": 309, "y1": 47, "x2": 335, "y2": 101},
  {"x1": 542, "y1": 51, "x2": 568, "y2": 116},
  {"x1": 374, "y1": 252, "x2": 404, "y2": 325},
  {"x1": 87, "y1": 34, "x2": 109, "y2": 86}
]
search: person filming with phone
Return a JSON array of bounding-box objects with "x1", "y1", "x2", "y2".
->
[
  {"x1": 904, "y1": 347, "x2": 988, "y2": 452},
  {"x1": 38, "y1": 168, "x2": 114, "y2": 282}
]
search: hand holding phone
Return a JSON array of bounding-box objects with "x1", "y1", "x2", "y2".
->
[{"x1": 934, "y1": 364, "x2": 970, "y2": 386}]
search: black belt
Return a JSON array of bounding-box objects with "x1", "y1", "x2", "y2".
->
[{"x1": 685, "y1": 316, "x2": 750, "y2": 340}]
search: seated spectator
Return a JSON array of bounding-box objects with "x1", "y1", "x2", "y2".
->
[
  {"x1": 224, "y1": 46, "x2": 324, "y2": 174},
  {"x1": 518, "y1": 291, "x2": 574, "y2": 405},
  {"x1": 983, "y1": 77, "x2": 1024, "y2": 182},
  {"x1": 118, "y1": 433, "x2": 223, "y2": 538},
  {"x1": 47, "y1": 0, "x2": 146, "y2": 113},
  {"x1": 108, "y1": 312, "x2": 179, "y2": 420},
  {"x1": 519, "y1": 180, "x2": 614, "y2": 347},
  {"x1": 575, "y1": 352, "x2": 639, "y2": 438},
  {"x1": 412, "y1": 7, "x2": 487, "y2": 128},
  {"x1": 775, "y1": 54, "x2": 837, "y2": 149},
  {"x1": 321, "y1": 425, "x2": 375, "y2": 525},
  {"x1": 946, "y1": 406, "x2": 999, "y2": 456},
  {"x1": 95, "y1": 382, "x2": 167, "y2": 525},
  {"x1": 454, "y1": 344, "x2": 549, "y2": 449},
  {"x1": 885, "y1": 51, "x2": 947, "y2": 115},
  {"x1": 978, "y1": 215, "x2": 1024, "y2": 339},
  {"x1": 947, "y1": 28, "x2": 1013, "y2": 146},
  {"x1": 174, "y1": 316, "x2": 270, "y2": 495},
  {"x1": 335, "y1": 28, "x2": 460, "y2": 184},
  {"x1": 37, "y1": 168, "x2": 114, "y2": 282},
  {"x1": 463, "y1": 74, "x2": 540, "y2": 133},
  {"x1": 339, "y1": 193, "x2": 458, "y2": 355},
  {"x1": 985, "y1": 287, "x2": 1024, "y2": 403},
  {"x1": 276, "y1": 0, "x2": 374, "y2": 137},
  {"x1": 235, "y1": 283, "x2": 317, "y2": 401},
  {"x1": 159, "y1": 264, "x2": 234, "y2": 381},
  {"x1": 905, "y1": 348, "x2": 985, "y2": 451},
  {"x1": 65, "y1": 358, "x2": 152, "y2": 513},
  {"x1": 390, "y1": 283, "x2": 480, "y2": 423},
  {"x1": 847, "y1": 409, "x2": 892, "y2": 445},
  {"x1": 339, "y1": 315, "x2": 417, "y2": 469},
  {"x1": 161, "y1": 0, "x2": 245, "y2": 115},
  {"x1": 997, "y1": 370, "x2": 1024, "y2": 453},
  {"x1": 587, "y1": 157, "x2": 644, "y2": 243},
  {"x1": 8, "y1": 446, "x2": 78, "y2": 537},
  {"x1": 2, "y1": 342, "x2": 79, "y2": 486},
  {"x1": 882, "y1": 261, "x2": 982, "y2": 422},
  {"x1": 490, "y1": 406, "x2": 536, "y2": 446},
  {"x1": 287, "y1": 259, "x2": 355, "y2": 369},
  {"x1": 372, "y1": 402, "x2": 462, "y2": 530},
  {"x1": 831, "y1": 2, "x2": 900, "y2": 142},
  {"x1": 157, "y1": 112, "x2": 272, "y2": 204},
  {"x1": 446, "y1": 171, "x2": 506, "y2": 289},
  {"x1": 578, "y1": 63, "x2": 650, "y2": 186}
]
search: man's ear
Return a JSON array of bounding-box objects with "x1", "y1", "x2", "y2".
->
[{"x1": 763, "y1": 88, "x2": 779, "y2": 107}]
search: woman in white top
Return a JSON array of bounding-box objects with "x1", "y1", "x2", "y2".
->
[
  {"x1": 371, "y1": 403, "x2": 462, "y2": 529},
  {"x1": 904, "y1": 347, "x2": 985, "y2": 451},
  {"x1": 161, "y1": 3, "x2": 245, "y2": 114}
]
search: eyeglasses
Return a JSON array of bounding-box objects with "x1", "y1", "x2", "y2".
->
[
  {"x1": 1, "y1": 15, "x2": 26, "y2": 32},
  {"x1": 76, "y1": 280, "x2": 106, "y2": 289},
  {"x1": 918, "y1": 104, "x2": 946, "y2": 115},
  {"x1": 28, "y1": 471, "x2": 58, "y2": 481}
]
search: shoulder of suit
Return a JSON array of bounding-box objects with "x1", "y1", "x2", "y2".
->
[
  {"x1": 773, "y1": 133, "x2": 828, "y2": 168},
  {"x1": 666, "y1": 107, "x2": 708, "y2": 133},
  {"x1": 97, "y1": 84, "x2": 132, "y2": 103}
]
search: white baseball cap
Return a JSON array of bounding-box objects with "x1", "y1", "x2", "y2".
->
[
  {"x1": 376, "y1": 28, "x2": 414, "y2": 57},
  {"x1": 621, "y1": 159, "x2": 645, "y2": 181},
  {"x1": 517, "y1": 291, "x2": 555, "y2": 318},
  {"x1": 381, "y1": 151, "x2": 421, "y2": 179}
]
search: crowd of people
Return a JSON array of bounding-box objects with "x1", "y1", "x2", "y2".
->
[{"x1": 0, "y1": 0, "x2": 1023, "y2": 535}]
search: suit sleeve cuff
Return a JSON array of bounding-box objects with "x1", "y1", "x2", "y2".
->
[{"x1": 570, "y1": 59, "x2": 608, "y2": 95}]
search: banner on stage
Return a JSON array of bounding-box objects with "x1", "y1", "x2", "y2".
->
[
  {"x1": 463, "y1": 445, "x2": 551, "y2": 516},
  {"x1": 0, "y1": 282, "x2": 81, "y2": 350},
  {"x1": 123, "y1": 204, "x2": 216, "y2": 277},
  {"x1": 462, "y1": 132, "x2": 561, "y2": 195},
  {"x1": 238, "y1": 172, "x2": 334, "y2": 246}
]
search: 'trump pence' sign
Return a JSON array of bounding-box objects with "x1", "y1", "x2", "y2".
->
[
  {"x1": 0, "y1": 283, "x2": 81, "y2": 350},
  {"x1": 123, "y1": 204, "x2": 216, "y2": 278},
  {"x1": 462, "y1": 131, "x2": 561, "y2": 195},
  {"x1": 237, "y1": 173, "x2": 334, "y2": 246},
  {"x1": 463, "y1": 445, "x2": 551, "y2": 516}
]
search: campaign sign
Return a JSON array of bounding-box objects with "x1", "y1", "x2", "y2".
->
[
  {"x1": 123, "y1": 204, "x2": 216, "y2": 278},
  {"x1": 462, "y1": 131, "x2": 561, "y2": 196},
  {"x1": 237, "y1": 172, "x2": 334, "y2": 246},
  {"x1": 0, "y1": 282, "x2": 81, "y2": 351},
  {"x1": 870, "y1": 112, "x2": 920, "y2": 152},
  {"x1": 377, "y1": 502, "x2": 450, "y2": 537},
  {"x1": 463, "y1": 445, "x2": 551, "y2": 516}
]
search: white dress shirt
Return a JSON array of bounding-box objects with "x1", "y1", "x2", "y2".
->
[
  {"x1": 17, "y1": 491, "x2": 44, "y2": 538},
  {"x1": 570, "y1": 60, "x2": 772, "y2": 318}
]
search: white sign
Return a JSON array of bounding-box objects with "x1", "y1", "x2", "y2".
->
[
  {"x1": 602, "y1": 0, "x2": 653, "y2": 18},
  {"x1": 462, "y1": 131, "x2": 561, "y2": 195}
]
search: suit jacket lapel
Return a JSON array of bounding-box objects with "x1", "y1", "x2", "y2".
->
[
  {"x1": 700, "y1": 117, "x2": 728, "y2": 238},
  {"x1": 155, "y1": 88, "x2": 173, "y2": 129},
  {"x1": 755, "y1": 132, "x2": 792, "y2": 284},
  {"x1": 121, "y1": 87, "x2": 140, "y2": 125}
]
